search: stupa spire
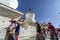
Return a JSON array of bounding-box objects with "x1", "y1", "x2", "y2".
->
[{"x1": 29, "y1": 8, "x2": 33, "y2": 13}]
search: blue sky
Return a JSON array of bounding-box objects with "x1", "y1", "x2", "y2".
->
[{"x1": 17, "y1": 0, "x2": 60, "y2": 28}]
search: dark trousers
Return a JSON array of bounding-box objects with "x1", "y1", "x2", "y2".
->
[
  {"x1": 36, "y1": 32, "x2": 45, "y2": 40},
  {"x1": 36, "y1": 33, "x2": 40, "y2": 40},
  {"x1": 8, "y1": 34, "x2": 14, "y2": 40}
]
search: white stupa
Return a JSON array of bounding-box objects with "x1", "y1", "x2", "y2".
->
[
  {"x1": 25, "y1": 8, "x2": 36, "y2": 23},
  {"x1": 0, "y1": 0, "x2": 18, "y2": 9},
  {"x1": 20, "y1": 8, "x2": 36, "y2": 40},
  {"x1": 0, "y1": 0, "x2": 36, "y2": 39},
  {"x1": 0, "y1": 0, "x2": 24, "y2": 39},
  {"x1": 0, "y1": 0, "x2": 23, "y2": 28}
]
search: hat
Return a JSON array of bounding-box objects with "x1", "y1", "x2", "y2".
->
[{"x1": 10, "y1": 18, "x2": 16, "y2": 22}]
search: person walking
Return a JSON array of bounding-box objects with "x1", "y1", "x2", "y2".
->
[
  {"x1": 15, "y1": 18, "x2": 24, "y2": 40},
  {"x1": 15, "y1": 22, "x2": 20, "y2": 40},
  {"x1": 5, "y1": 18, "x2": 17, "y2": 40},
  {"x1": 47, "y1": 22, "x2": 56, "y2": 40},
  {"x1": 36, "y1": 21, "x2": 43, "y2": 40},
  {"x1": 42, "y1": 28, "x2": 46, "y2": 40}
]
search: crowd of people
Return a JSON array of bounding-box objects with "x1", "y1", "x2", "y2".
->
[
  {"x1": 36, "y1": 22, "x2": 59, "y2": 40},
  {"x1": 3, "y1": 18, "x2": 60, "y2": 40}
]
